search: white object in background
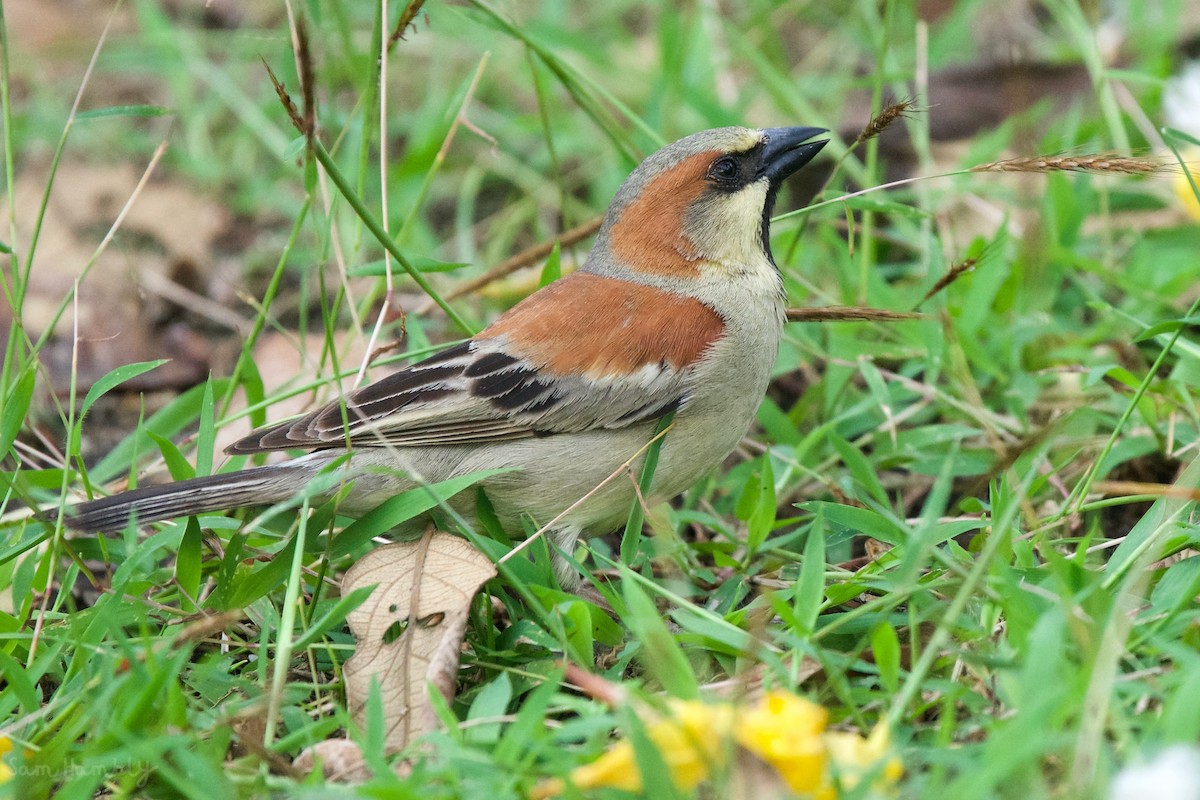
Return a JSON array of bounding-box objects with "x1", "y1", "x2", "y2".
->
[{"x1": 1110, "y1": 745, "x2": 1200, "y2": 800}]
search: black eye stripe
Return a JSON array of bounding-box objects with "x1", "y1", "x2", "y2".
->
[{"x1": 706, "y1": 150, "x2": 759, "y2": 192}]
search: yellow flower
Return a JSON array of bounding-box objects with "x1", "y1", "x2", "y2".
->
[
  {"x1": 733, "y1": 691, "x2": 829, "y2": 794},
  {"x1": 1163, "y1": 64, "x2": 1200, "y2": 221},
  {"x1": 533, "y1": 690, "x2": 902, "y2": 798},
  {"x1": 1173, "y1": 154, "x2": 1200, "y2": 221},
  {"x1": 824, "y1": 723, "x2": 905, "y2": 796},
  {"x1": 559, "y1": 700, "x2": 733, "y2": 794},
  {"x1": 0, "y1": 736, "x2": 13, "y2": 783}
]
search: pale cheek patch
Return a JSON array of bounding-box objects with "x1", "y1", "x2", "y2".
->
[{"x1": 684, "y1": 182, "x2": 770, "y2": 267}]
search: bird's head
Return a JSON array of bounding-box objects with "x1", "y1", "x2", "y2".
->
[{"x1": 590, "y1": 126, "x2": 828, "y2": 280}]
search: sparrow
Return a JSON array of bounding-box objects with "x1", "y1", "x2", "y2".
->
[{"x1": 66, "y1": 126, "x2": 829, "y2": 583}]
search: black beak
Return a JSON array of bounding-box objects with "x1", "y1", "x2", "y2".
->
[
  {"x1": 759, "y1": 126, "x2": 829, "y2": 189},
  {"x1": 756, "y1": 126, "x2": 828, "y2": 266}
]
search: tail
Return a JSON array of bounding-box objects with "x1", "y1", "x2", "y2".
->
[{"x1": 65, "y1": 465, "x2": 309, "y2": 532}]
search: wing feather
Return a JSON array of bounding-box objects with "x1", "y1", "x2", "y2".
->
[{"x1": 226, "y1": 273, "x2": 724, "y2": 455}]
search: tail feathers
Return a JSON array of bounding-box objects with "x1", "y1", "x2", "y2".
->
[{"x1": 65, "y1": 466, "x2": 306, "y2": 532}]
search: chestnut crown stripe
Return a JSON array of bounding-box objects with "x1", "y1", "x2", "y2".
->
[
  {"x1": 608, "y1": 150, "x2": 716, "y2": 277},
  {"x1": 482, "y1": 272, "x2": 725, "y2": 378}
]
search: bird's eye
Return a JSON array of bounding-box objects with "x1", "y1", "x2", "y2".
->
[{"x1": 709, "y1": 156, "x2": 739, "y2": 182}]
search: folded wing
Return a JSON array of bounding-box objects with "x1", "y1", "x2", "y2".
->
[{"x1": 226, "y1": 272, "x2": 725, "y2": 454}]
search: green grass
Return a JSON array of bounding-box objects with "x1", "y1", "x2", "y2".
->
[{"x1": 2, "y1": 0, "x2": 1200, "y2": 797}]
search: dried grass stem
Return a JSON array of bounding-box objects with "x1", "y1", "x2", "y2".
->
[
  {"x1": 786, "y1": 306, "x2": 923, "y2": 323},
  {"x1": 855, "y1": 97, "x2": 918, "y2": 145},
  {"x1": 972, "y1": 155, "x2": 1168, "y2": 175}
]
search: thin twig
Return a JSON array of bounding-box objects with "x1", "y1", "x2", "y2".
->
[
  {"x1": 1091, "y1": 480, "x2": 1200, "y2": 502},
  {"x1": 363, "y1": 0, "x2": 396, "y2": 386},
  {"x1": 359, "y1": 53, "x2": 491, "y2": 381},
  {"x1": 91, "y1": 141, "x2": 170, "y2": 261},
  {"x1": 785, "y1": 306, "x2": 923, "y2": 323},
  {"x1": 562, "y1": 663, "x2": 626, "y2": 706}
]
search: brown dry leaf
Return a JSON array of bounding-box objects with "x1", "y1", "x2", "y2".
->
[
  {"x1": 342, "y1": 533, "x2": 496, "y2": 752},
  {"x1": 293, "y1": 738, "x2": 372, "y2": 783}
]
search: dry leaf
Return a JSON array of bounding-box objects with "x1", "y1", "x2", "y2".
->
[
  {"x1": 342, "y1": 533, "x2": 496, "y2": 752},
  {"x1": 293, "y1": 738, "x2": 372, "y2": 783}
]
